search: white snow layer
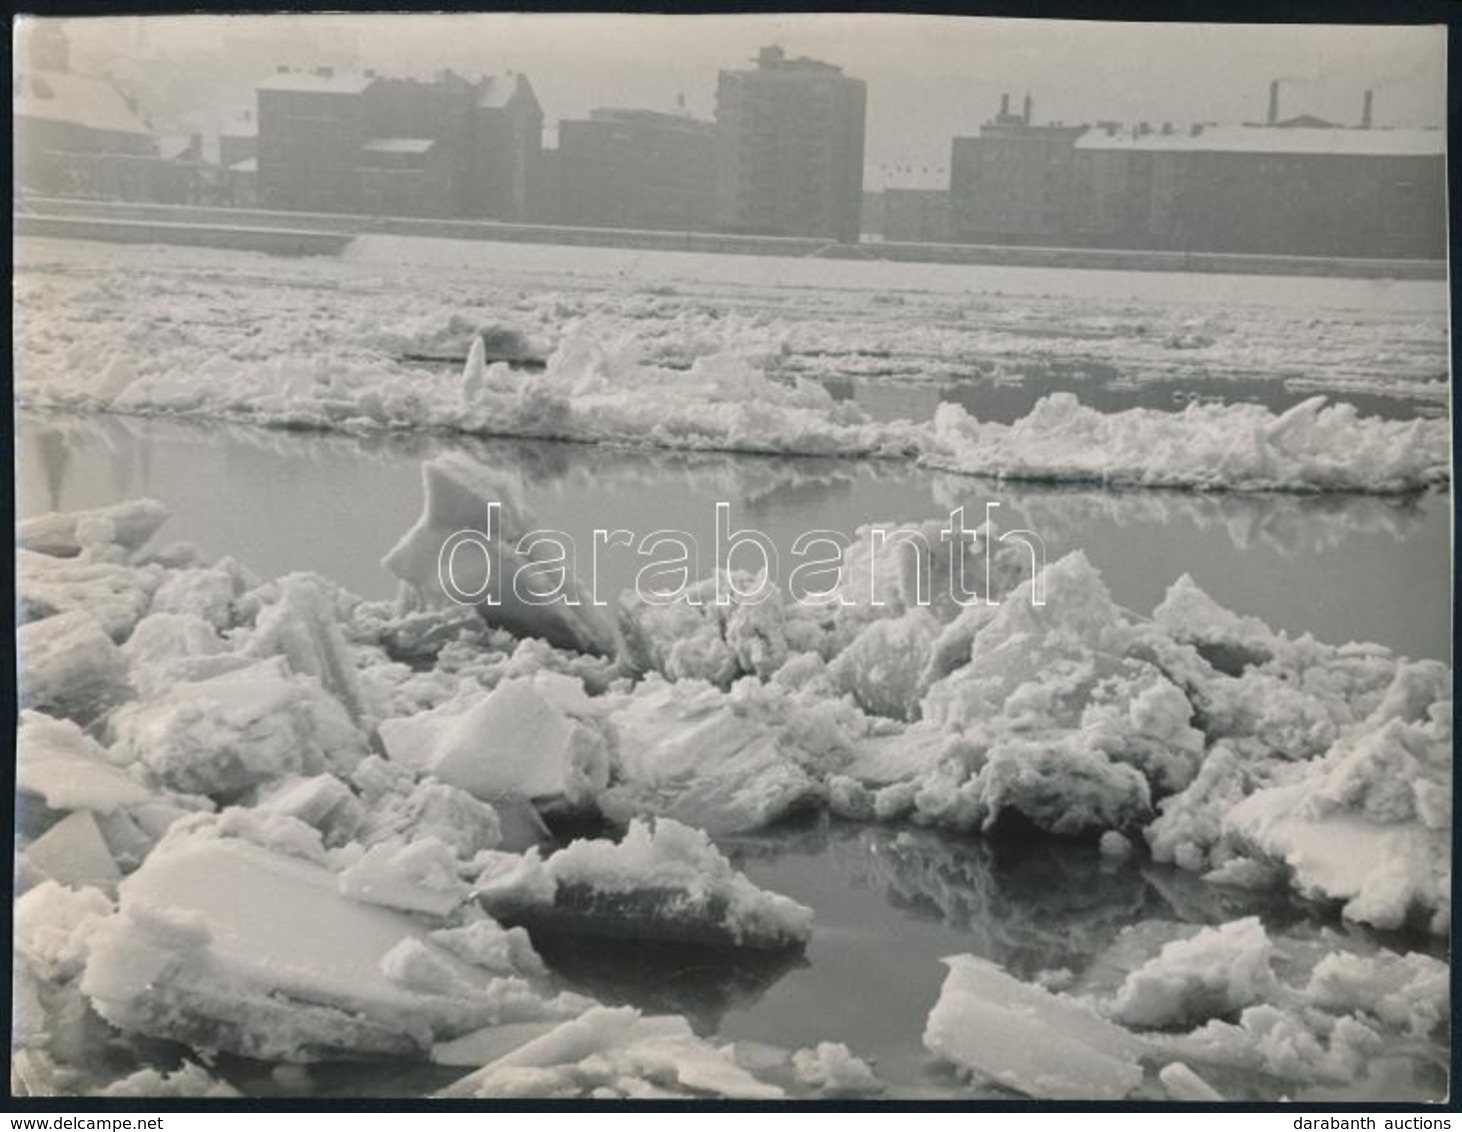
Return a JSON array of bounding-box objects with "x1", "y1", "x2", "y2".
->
[
  {"x1": 437, "y1": 1005, "x2": 784, "y2": 1100},
  {"x1": 925, "y1": 916, "x2": 1448, "y2": 1100},
  {"x1": 476, "y1": 817, "x2": 814, "y2": 949},
  {"x1": 923, "y1": 954, "x2": 1152, "y2": 1100}
]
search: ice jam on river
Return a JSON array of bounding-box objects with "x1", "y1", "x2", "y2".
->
[{"x1": 12, "y1": 235, "x2": 1451, "y2": 1101}]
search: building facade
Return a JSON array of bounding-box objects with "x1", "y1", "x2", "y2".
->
[
  {"x1": 882, "y1": 188, "x2": 951, "y2": 243},
  {"x1": 949, "y1": 93, "x2": 1086, "y2": 244},
  {"x1": 713, "y1": 45, "x2": 866, "y2": 243},
  {"x1": 256, "y1": 68, "x2": 370, "y2": 212},
  {"x1": 11, "y1": 26, "x2": 209, "y2": 204},
  {"x1": 256, "y1": 67, "x2": 541, "y2": 219},
  {"x1": 555, "y1": 108, "x2": 716, "y2": 231},
  {"x1": 1070, "y1": 124, "x2": 1447, "y2": 258}
]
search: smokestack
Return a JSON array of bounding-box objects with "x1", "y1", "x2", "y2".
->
[
  {"x1": 1267, "y1": 79, "x2": 1280, "y2": 125},
  {"x1": 999, "y1": 92, "x2": 1009, "y2": 117},
  {"x1": 1023, "y1": 92, "x2": 1032, "y2": 125},
  {"x1": 1361, "y1": 89, "x2": 1373, "y2": 129}
]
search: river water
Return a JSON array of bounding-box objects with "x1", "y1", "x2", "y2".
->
[{"x1": 16, "y1": 410, "x2": 1451, "y2": 662}]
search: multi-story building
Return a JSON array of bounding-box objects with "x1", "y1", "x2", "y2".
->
[
  {"x1": 555, "y1": 108, "x2": 716, "y2": 231},
  {"x1": 949, "y1": 93, "x2": 1086, "y2": 244},
  {"x1": 871, "y1": 162, "x2": 950, "y2": 243},
  {"x1": 256, "y1": 68, "x2": 369, "y2": 212},
  {"x1": 713, "y1": 45, "x2": 866, "y2": 243},
  {"x1": 859, "y1": 190, "x2": 883, "y2": 238},
  {"x1": 1071, "y1": 118, "x2": 1446, "y2": 258},
  {"x1": 256, "y1": 66, "x2": 541, "y2": 219},
  {"x1": 13, "y1": 23, "x2": 206, "y2": 203},
  {"x1": 469, "y1": 73, "x2": 542, "y2": 223}
]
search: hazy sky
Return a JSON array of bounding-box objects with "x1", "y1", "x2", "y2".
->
[{"x1": 54, "y1": 13, "x2": 1448, "y2": 184}]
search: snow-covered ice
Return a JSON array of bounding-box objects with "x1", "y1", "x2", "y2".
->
[
  {"x1": 791, "y1": 1042, "x2": 885, "y2": 1096},
  {"x1": 923, "y1": 954, "x2": 1152, "y2": 1100},
  {"x1": 476, "y1": 817, "x2": 814, "y2": 950},
  {"x1": 79, "y1": 812, "x2": 589, "y2": 1063},
  {"x1": 437, "y1": 1005, "x2": 784, "y2": 1100},
  {"x1": 14, "y1": 238, "x2": 1449, "y2": 494}
]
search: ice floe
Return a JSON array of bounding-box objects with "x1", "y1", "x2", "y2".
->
[
  {"x1": 437, "y1": 1005, "x2": 784, "y2": 1100},
  {"x1": 16, "y1": 305, "x2": 1449, "y2": 494},
  {"x1": 476, "y1": 817, "x2": 814, "y2": 950},
  {"x1": 923, "y1": 954, "x2": 1153, "y2": 1100}
]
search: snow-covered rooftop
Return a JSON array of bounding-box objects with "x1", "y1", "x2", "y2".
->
[
  {"x1": 13, "y1": 68, "x2": 153, "y2": 138},
  {"x1": 362, "y1": 137, "x2": 437, "y2": 154},
  {"x1": 479, "y1": 76, "x2": 521, "y2": 109},
  {"x1": 868, "y1": 163, "x2": 949, "y2": 192},
  {"x1": 257, "y1": 70, "x2": 372, "y2": 95},
  {"x1": 1075, "y1": 125, "x2": 1444, "y2": 157}
]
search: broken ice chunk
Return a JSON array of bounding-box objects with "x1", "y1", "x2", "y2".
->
[
  {"x1": 147, "y1": 567, "x2": 243, "y2": 633},
  {"x1": 81, "y1": 820, "x2": 583, "y2": 1062},
  {"x1": 17, "y1": 712, "x2": 151, "y2": 815},
  {"x1": 99, "y1": 1063, "x2": 241, "y2": 1098},
  {"x1": 1159, "y1": 1061, "x2": 1224, "y2": 1102},
  {"x1": 111, "y1": 658, "x2": 368, "y2": 797},
  {"x1": 255, "y1": 774, "x2": 365, "y2": 848},
  {"x1": 1224, "y1": 784, "x2": 1443, "y2": 933},
  {"x1": 244, "y1": 573, "x2": 366, "y2": 723},
  {"x1": 1160, "y1": 1003, "x2": 1379, "y2": 1085},
  {"x1": 432, "y1": 1020, "x2": 563, "y2": 1067},
  {"x1": 977, "y1": 733, "x2": 1153, "y2": 837},
  {"x1": 598, "y1": 677, "x2": 821, "y2": 836},
  {"x1": 430, "y1": 918, "x2": 546, "y2": 978},
  {"x1": 615, "y1": 577, "x2": 792, "y2": 687},
  {"x1": 353, "y1": 770, "x2": 508, "y2": 857},
  {"x1": 17, "y1": 609, "x2": 131, "y2": 723},
  {"x1": 17, "y1": 549, "x2": 161, "y2": 641},
  {"x1": 438, "y1": 1005, "x2": 783, "y2": 1100},
  {"x1": 338, "y1": 837, "x2": 469, "y2": 917},
  {"x1": 1212, "y1": 662, "x2": 1452, "y2": 933},
  {"x1": 791, "y1": 1042, "x2": 884, "y2": 1096},
  {"x1": 477, "y1": 818, "x2": 813, "y2": 951},
  {"x1": 923, "y1": 954, "x2": 1153, "y2": 1101},
  {"x1": 18, "y1": 499, "x2": 170, "y2": 559},
  {"x1": 826, "y1": 610, "x2": 939, "y2": 721},
  {"x1": 1108, "y1": 917, "x2": 1278, "y2": 1029},
  {"x1": 24, "y1": 811, "x2": 122, "y2": 893},
  {"x1": 13, "y1": 880, "x2": 115, "y2": 1075},
  {"x1": 382, "y1": 454, "x2": 618, "y2": 656},
  {"x1": 121, "y1": 612, "x2": 238, "y2": 700},
  {"x1": 377, "y1": 674, "x2": 609, "y2": 806},
  {"x1": 1301, "y1": 949, "x2": 1448, "y2": 1038}
]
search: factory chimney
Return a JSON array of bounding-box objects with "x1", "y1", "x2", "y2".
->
[
  {"x1": 999, "y1": 92, "x2": 1009, "y2": 117},
  {"x1": 1361, "y1": 89, "x2": 1373, "y2": 129},
  {"x1": 1267, "y1": 79, "x2": 1280, "y2": 126},
  {"x1": 1023, "y1": 92, "x2": 1032, "y2": 125}
]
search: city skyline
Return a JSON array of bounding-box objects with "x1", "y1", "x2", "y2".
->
[{"x1": 42, "y1": 13, "x2": 1448, "y2": 185}]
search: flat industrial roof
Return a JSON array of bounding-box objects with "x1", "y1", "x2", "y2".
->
[
  {"x1": 1075, "y1": 124, "x2": 1444, "y2": 157},
  {"x1": 257, "y1": 70, "x2": 372, "y2": 95},
  {"x1": 361, "y1": 137, "x2": 437, "y2": 154}
]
